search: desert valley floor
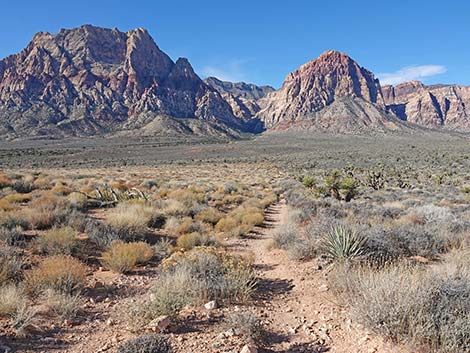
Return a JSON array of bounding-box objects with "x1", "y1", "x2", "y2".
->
[{"x1": 0, "y1": 132, "x2": 469, "y2": 353}]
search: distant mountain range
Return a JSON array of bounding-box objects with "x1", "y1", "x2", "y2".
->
[{"x1": 0, "y1": 25, "x2": 469, "y2": 139}]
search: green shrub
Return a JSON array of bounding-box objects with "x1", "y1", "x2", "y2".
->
[{"x1": 301, "y1": 176, "x2": 316, "y2": 189}]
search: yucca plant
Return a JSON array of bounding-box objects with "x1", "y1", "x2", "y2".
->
[
  {"x1": 321, "y1": 225, "x2": 367, "y2": 260},
  {"x1": 78, "y1": 186, "x2": 147, "y2": 208}
]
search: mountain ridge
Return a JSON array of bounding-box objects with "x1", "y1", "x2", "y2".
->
[
  {"x1": 0, "y1": 25, "x2": 250, "y2": 139},
  {"x1": 1, "y1": 25, "x2": 470, "y2": 139}
]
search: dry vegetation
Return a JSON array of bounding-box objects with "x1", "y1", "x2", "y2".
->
[
  {"x1": 0, "y1": 162, "x2": 278, "y2": 351},
  {"x1": 0, "y1": 132, "x2": 469, "y2": 352}
]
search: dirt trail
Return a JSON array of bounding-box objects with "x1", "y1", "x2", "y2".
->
[{"x1": 231, "y1": 200, "x2": 409, "y2": 353}]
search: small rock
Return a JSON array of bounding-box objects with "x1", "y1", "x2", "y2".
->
[
  {"x1": 106, "y1": 318, "x2": 114, "y2": 326},
  {"x1": 93, "y1": 281, "x2": 104, "y2": 289},
  {"x1": 204, "y1": 300, "x2": 217, "y2": 310},
  {"x1": 240, "y1": 344, "x2": 258, "y2": 353},
  {"x1": 147, "y1": 315, "x2": 171, "y2": 332}
]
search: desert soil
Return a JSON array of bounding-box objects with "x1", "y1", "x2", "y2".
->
[
  {"x1": 223, "y1": 200, "x2": 410, "y2": 353},
  {"x1": 4, "y1": 201, "x2": 411, "y2": 353}
]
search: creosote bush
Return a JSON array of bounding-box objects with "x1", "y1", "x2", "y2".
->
[{"x1": 102, "y1": 241, "x2": 154, "y2": 273}]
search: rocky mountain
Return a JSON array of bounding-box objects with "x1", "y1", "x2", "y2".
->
[
  {"x1": 204, "y1": 77, "x2": 273, "y2": 125},
  {"x1": 382, "y1": 81, "x2": 470, "y2": 130},
  {"x1": 204, "y1": 77, "x2": 274, "y2": 100},
  {"x1": 256, "y1": 50, "x2": 402, "y2": 132},
  {"x1": 0, "y1": 25, "x2": 249, "y2": 139}
]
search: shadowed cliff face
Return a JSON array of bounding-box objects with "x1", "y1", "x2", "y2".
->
[
  {"x1": 256, "y1": 50, "x2": 402, "y2": 132},
  {"x1": 0, "y1": 25, "x2": 246, "y2": 139},
  {"x1": 383, "y1": 82, "x2": 470, "y2": 130}
]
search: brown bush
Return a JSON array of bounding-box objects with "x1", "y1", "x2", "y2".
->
[
  {"x1": 25, "y1": 255, "x2": 87, "y2": 294},
  {"x1": 195, "y1": 208, "x2": 224, "y2": 225},
  {"x1": 176, "y1": 232, "x2": 216, "y2": 250},
  {"x1": 102, "y1": 241, "x2": 154, "y2": 274},
  {"x1": 36, "y1": 226, "x2": 79, "y2": 255}
]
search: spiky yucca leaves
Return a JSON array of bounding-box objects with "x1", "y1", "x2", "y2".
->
[
  {"x1": 79, "y1": 186, "x2": 147, "y2": 208},
  {"x1": 321, "y1": 225, "x2": 367, "y2": 260}
]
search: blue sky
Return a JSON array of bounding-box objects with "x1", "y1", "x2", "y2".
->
[{"x1": 2, "y1": 0, "x2": 469, "y2": 88}]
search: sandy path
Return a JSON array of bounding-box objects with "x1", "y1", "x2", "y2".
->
[{"x1": 229, "y1": 200, "x2": 410, "y2": 353}]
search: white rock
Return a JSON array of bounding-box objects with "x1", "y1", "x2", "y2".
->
[
  {"x1": 240, "y1": 344, "x2": 258, "y2": 353},
  {"x1": 147, "y1": 315, "x2": 171, "y2": 332},
  {"x1": 204, "y1": 300, "x2": 217, "y2": 310}
]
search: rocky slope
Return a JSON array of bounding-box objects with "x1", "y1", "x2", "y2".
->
[
  {"x1": 0, "y1": 25, "x2": 248, "y2": 139},
  {"x1": 204, "y1": 77, "x2": 274, "y2": 100},
  {"x1": 256, "y1": 50, "x2": 402, "y2": 132},
  {"x1": 382, "y1": 81, "x2": 470, "y2": 130},
  {"x1": 204, "y1": 77, "x2": 273, "y2": 126}
]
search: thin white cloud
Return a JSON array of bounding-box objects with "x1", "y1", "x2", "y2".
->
[
  {"x1": 378, "y1": 65, "x2": 447, "y2": 85},
  {"x1": 199, "y1": 59, "x2": 249, "y2": 82}
]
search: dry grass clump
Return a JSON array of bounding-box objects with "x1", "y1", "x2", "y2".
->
[
  {"x1": 272, "y1": 222, "x2": 316, "y2": 260},
  {"x1": 0, "y1": 284, "x2": 27, "y2": 316},
  {"x1": 51, "y1": 182, "x2": 73, "y2": 196},
  {"x1": 0, "y1": 245, "x2": 24, "y2": 285},
  {"x1": 126, "y1": 248, "x2": 256, "y2": 326},
  {"x1": 223, "y1": 311, "x2": 265, "y2": 345},
  {"x1": 9, "y1": 303, "x2": 38, "y2": 337},
  {"x1": 36, "y1": 226, "x2": 79, "y2": 256},
  {"x1": 176, "y1": 232, "x2": 217, "y2": 250},
  {"x1": 106, "y1": 202, "x2": 163, "y2": 241},
  {"x1": 215, "y1": 203, "x2": 265, "y2": 237},
  {"x1": 0, "y1": 210, "x2": 28, "y2": 230},
  {"x1": 102, "y1": 241, "x2": 154, "y2": 273},
  {"x1": 329, "y1": 251, "x2": 470, "y2": 353},
  {"x1": 117, "y1": 334, "x2": 172, "y2": 353},
  {"x1": 195, "y1": 207, "x2": 224, "y2": 225},
  {"x1": 0, "y1": 172, "x2": 13, "y2": 188},
  {"x1": 0, "y1": 226, "x2": 26, "y2": 247},
  {"x1": 42, "y1": 288, "x2": 84, "y2": 319},
  {"x1": 21, "y1": 193, "x2": 72, "y2": 230},
  {"x1": 3, "y1": 192, "x2": 32, "y2": 204},
  {"x1": 25, "y1": 255, "x2": 87, "y2": 294},
  {"x1": 164, "y1": 216, "x2": 205, "y2": 237}
]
